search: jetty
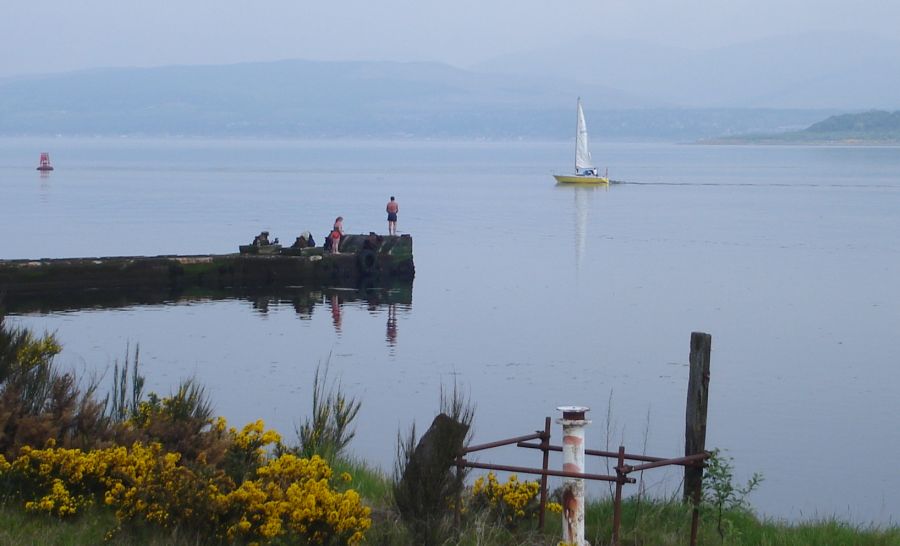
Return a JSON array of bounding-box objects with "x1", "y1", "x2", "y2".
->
[{"x1": 0, "y1": 234, "x2": 414, "y2": 298}]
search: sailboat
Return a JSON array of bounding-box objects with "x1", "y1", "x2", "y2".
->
[{"x1": 553, "y1": 98, "x2": 608, "y2": 185}]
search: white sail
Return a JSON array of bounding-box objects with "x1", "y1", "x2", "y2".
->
[{"x1": 574, "y1": 98, "x2": 594, "y2": 172}]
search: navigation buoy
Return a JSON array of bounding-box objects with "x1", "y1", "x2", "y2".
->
[{"x1": 36, "y1": 152, "x2": 54, "y2": 171}]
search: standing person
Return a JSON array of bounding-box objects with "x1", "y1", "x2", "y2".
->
[
  {"x1": 386, "y1": 196, "x2": 399, "y2": 235},
  {"x1": 331, "y1": 216, "x2": 344, "y2": 254}
]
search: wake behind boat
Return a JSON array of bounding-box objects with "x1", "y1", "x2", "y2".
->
[{"x1": 554, "y1": 98, "x2": 609, "y2": 185}]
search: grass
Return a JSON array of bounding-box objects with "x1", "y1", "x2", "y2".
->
[
  {"x1": 299, "y1": 461, "x2": 900, "y2": 546},
  {"x1": 2, "y1": 486, "x2": 898, "y2": 545},
  {"x1": 0, "y1": 501, "x2": 201, "y2": 545},
  {"x1": 575, "y1": 497, "x2": 899, "y2": 546},
  {"x1": 332, "y1": 456, "x2": 393, "y2": 503}
]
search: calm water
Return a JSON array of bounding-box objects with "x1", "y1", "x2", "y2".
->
[{"x1": 1, "y1": 137, "x2": 898, "y2": 525}]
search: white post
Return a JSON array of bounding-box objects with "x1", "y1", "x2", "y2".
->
[{"x1": 557, "y1": 406, "x2": 591, "y2": 546}]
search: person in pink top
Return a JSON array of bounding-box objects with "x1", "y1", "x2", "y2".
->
[
  {"x1": 385, "y1": 196, "x2": 399, "y2": 235},
  {"x1": 331, "y1": 216, "x2": 344, "y2": 253}
]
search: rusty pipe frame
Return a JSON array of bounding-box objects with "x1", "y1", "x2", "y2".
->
[
  {"x1": 537, "y1": 417, "x2": 551, "y2": 531},
  {"x1": 456, "y1": 458, "x2": 636, "y2": 484},
  {"x1": 518, "y1": 441, "x2": 703, "y2": 466},
  {"x1": 612, "y1": 446, "x2": 626, "y2": 546},
  {"x1": 460, "y1": 420, "x2": 705, "y2": 546},
  {"x1": 619, "y1": 452, "x2": 709, "y2": 474},
  {"x1": 461, "y1": 431, "x2": 544, "y2": 454}
]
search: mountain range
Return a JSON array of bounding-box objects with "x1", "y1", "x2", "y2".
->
[
  {"x1": 0, "y1": 32, "x2": 894, "y2": 140},
  {"x1": 473, "y1": 31, "x2": 900, "y2": 110}
]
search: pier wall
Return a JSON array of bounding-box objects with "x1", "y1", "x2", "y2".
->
[{"x1": 0, "y1": 235, "x2": 413, "y2": 297}]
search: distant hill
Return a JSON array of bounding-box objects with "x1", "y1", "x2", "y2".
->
[
  {"x1": 0, "y1": 59, "x2": 836, "y2": 140},
  {"x1": 472, "y1": 31, "x2": 900, "y2": 110},
  {"x1": 0, "y1": 60, "x2": 635, "y2": 138},
  {"x1": 703, "y1": 110, "x2": 900, "y2": 144},
  {"x1": 806, "y1": 110, "x2": 900, "y2": 136}
]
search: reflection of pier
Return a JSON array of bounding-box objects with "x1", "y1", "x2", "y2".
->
[
  {"x1": 386, "y1": 303, "x2": 398, "y2": 346},
  {"x1": 0, "y1": 283, "x2": 413, "y2": 316}
]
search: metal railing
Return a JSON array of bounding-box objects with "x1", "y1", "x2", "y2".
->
[{"x1": 454, "y1": 415, "x2": 709, "y2": 546}]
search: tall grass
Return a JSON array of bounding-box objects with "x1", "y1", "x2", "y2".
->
[
  {"x1": 293, "y1": 361, "x2": 361, "y2": 462},
  {"x1": 578, "y1": 498, "x2": 900, "y2": 546},
  {"x1": 105, "y1": 343, "x2": 144, "y2": 424}
]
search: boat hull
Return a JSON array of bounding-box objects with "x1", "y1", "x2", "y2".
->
[{"x1": 553, "y1": 174, "x2": 609, "y2": 185}]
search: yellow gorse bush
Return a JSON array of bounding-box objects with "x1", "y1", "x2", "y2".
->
[
  {"x1": 219, "y1": 453, "x2": 370, "y2": 544},
  {"x1": 470, "y1": 471, "x2": 555, "y2": 528},
  {"x1": 0, "y1": 418, "x2": 370, "y2": 545},
  {"x1": 14, "y1": 332, "x2": 61, "y2": 371}
]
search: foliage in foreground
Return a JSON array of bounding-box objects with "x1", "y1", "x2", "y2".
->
[
  {"x1": 0, "y1": 420, "x2": 370, "y2": 544},
  {"x1": 0, "y1": 315, "x2": 370, "y2": 544},
  {"x1": 1, "y1": 315, "x2": 898, "y2": 545}
]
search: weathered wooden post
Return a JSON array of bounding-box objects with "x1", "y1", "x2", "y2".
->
[{"x1": 684, "y1": 331, "x2": 711, "y2": 545}]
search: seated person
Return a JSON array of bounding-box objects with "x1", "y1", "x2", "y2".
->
[{"x1": 291, "y1": 231, "x2": 315, "y2": 249}]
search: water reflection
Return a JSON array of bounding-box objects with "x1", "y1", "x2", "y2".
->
[
  {"x1": 330, "y1": 294, "x2": 342, "y2": 333},
  {"x1": 3, "y1": 284, "x2": 412, "y2": 315},
  {"x1": 39, "y1": 170, "x2": 51, "y2": 201},
  {"x1": 574, "y1": 187, "x2": 590, "y2": 274},
  {"x1": 556, "y1": 184, "x2": 606, "y2": 277},
  {"x1": 386, "y1": 303, "x2": 398, "y2": 346}
]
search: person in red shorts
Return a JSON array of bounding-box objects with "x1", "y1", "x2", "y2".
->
[{"x1": 386, "y1": 196, "x2": 399, "y2": 235}]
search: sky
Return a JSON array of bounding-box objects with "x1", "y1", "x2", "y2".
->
[{"x1": 2, "y1": 0, "x2": 899, "y2": 78}]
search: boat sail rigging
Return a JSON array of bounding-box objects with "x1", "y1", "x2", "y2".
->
[
  {"x1": 554, "y1": 98, "x2": 608, "y2": 185},
  {"x1": 575, "y1": 98, "x2": 593, "y2": 174}
]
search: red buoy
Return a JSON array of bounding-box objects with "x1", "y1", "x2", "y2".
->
[{"x1": 36, "y1": 152, "x2": 54, "y2": 171}]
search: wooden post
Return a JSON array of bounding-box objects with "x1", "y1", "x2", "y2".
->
[
  {"x1": 684, "y1": 332, "x2": 710, "y2": 501},
  {"x1": 684, "y1": 332, "x2": 711, "y2": 545},
  {"x1": 455, "y1": 461, "x2": 463, "y2": 530},
  {"x1": 538, "y1": 416, "x2": 551, "y2": 530}
]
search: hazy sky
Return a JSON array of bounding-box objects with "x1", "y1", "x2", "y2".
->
[{"x1": 2, "y1": 0, "x2": 898, "y2": 77}]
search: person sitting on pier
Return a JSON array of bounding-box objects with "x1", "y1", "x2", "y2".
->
[
  {"x1": 291, "y1": 231, "x2": 314, "y2": 249},
  {"x1": 252, "y1": 231, "x2": 271, "y2": 246}
]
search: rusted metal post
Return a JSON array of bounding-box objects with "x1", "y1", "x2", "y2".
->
[
  {"x1": 455, "y1": 460, "x2": 463, "y2": 530},
  {"x1": 538, "y1": 416, "x2": 551, "y2": 531},
  {"x1": 557, "y1": 406, "x2": 590, "y2": 546},
  {"x1": 612, "y1": 445, "x2": 626, "y2": 546},
  {"x1": 685, "y1": 332, "x2": 711, "y2": 545}
]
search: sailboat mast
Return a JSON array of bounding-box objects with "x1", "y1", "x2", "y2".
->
[{"x1": 574, "y1": 97, "x2": 581, "y2": 173}]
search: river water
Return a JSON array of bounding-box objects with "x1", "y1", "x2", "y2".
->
[{"x1": 1, "y1": 137, "x2": 898, "y2": 525}]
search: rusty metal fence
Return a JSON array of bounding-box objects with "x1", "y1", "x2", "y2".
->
[{"x1": 454, "y1": 415, "x2": 709, "y2": 546}]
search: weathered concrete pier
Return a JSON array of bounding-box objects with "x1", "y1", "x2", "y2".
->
[{"x1": 0, "y1": 234, "x2": 413, "y2": 297}]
